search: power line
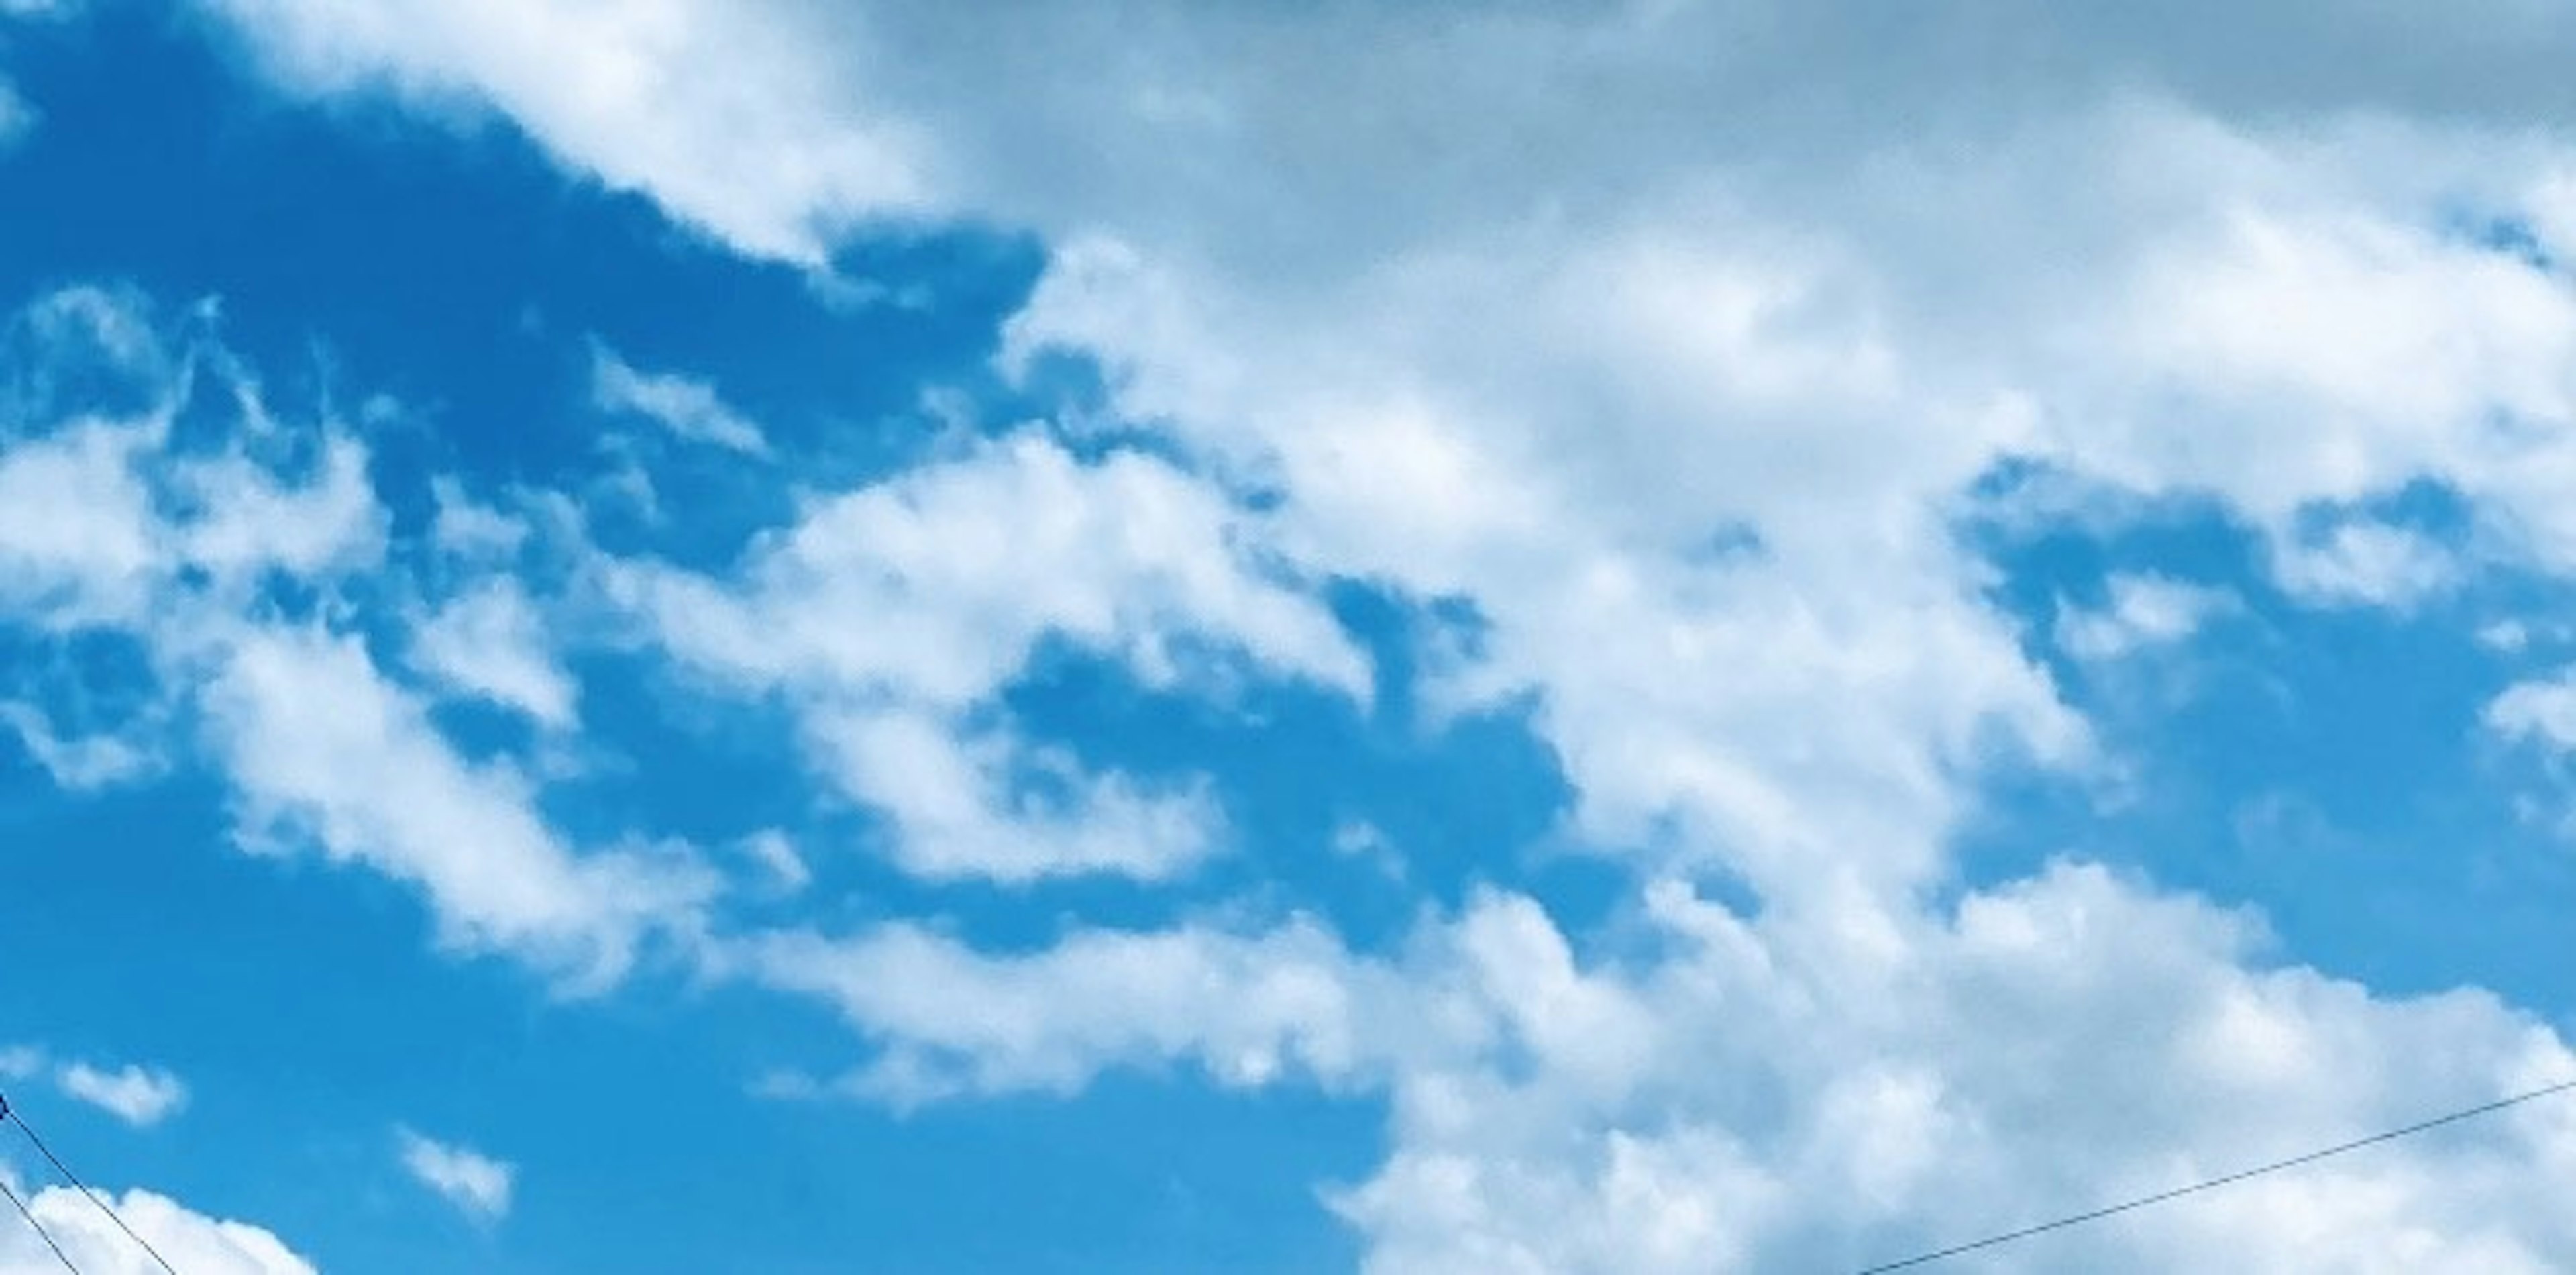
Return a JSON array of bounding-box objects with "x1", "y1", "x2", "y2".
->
[
  {"x1": 0, "y1": 1092, "x2": 77, "y2": 1272},
  {"x1": 0, "y1": 1094, "x2": 178, "y2": 1275},
  {"x1": 0, "y1": 1163, "x2": 79, "y2": 1274},
  {"x1": 1856, "y1": 1075, "x2": 2576, "y2": 1273}
]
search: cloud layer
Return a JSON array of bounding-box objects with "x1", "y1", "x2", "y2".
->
[{"x1": 3, "y1": 1, "x2": 2561, "y2": 1268}]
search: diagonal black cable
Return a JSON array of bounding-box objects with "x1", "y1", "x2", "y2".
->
[
  {"x1": 1856, "y1": 1075, "x2": 2576, "y2": 1273},
  {"x1": 1, "y1": 1099, "x2": 178, "y2": 1275},
  {"x1": 0, "y1": 1168, "x2": 80, "y2": 1274}
]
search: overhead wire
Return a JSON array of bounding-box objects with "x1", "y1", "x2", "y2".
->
[
  {"x1": 0, "y1": 1092, "x2": 178, "y2": 1275},
  {"x1": 1854, "y1": 1074, "x2": 2576, "y2": 1272},
  {"x1": 0, "y1": 1168, "x2": 79, "y2": 1274}
]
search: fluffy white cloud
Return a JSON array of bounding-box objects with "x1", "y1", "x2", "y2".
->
[
  {"x1": 1342, "y1": 866, "x2": 2576, "y2": 1273},
  {"x1": 0, "y1": 1176, "x2": 313, "y2": 1275},
  {"x1": 0, "y1": 419, "x2": 166, "y2": 630},
  {"x1": 203, "y1": 620, "x2": 709, "y2": 986},
  {"x1": 589, "y1": 342, "x2": 770, "y2": 457},
  {"x1": 54, "y1": 1062, "x2": 187, "y2": 1128},
  {"x1": 1012, "y1": 228, "x2": 2090, "y2": 901},
  {"x1": 170, "y1": 435, "x2": 384, "y2": 587},
  {"x1": 396, "y1": 1128, "x2": 514, "y2": 1223},
  {"x1": 614, "y1": 429, "x2": 1367, "y2": 882},
  {"x1": 2488, "y1": 668, "x2": 2576, "y2": 754},
  {"x1": 197, "y1": 0, "x2": 928, "y2": 262},
  {"x1": 748, "y1": 864, "x2": 2576, "y2": 1270},
  {"x1": 619, "y1": 429, "x2": 1366, "y2": 708}
]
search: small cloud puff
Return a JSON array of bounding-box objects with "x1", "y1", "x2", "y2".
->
[
  {"x1": 0, "y1": 1046, "x2": 189, "y2": 1128},
  {"x1": 2055, "y1": 573, "x2": 2234, "y2": 662},
  {"x1": 57, "y1": 1062, "x2": 189, "y2": 1127},
  {"x1": 398, "y1": 1128, "x2": 515, "y2": 1223}
]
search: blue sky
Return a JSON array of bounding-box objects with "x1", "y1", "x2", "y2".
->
[{"x1": 1, "y1": 2, "x2": 2573, "y2": 1272}]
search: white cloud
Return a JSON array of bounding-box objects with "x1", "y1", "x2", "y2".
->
[
  {"x1": 202, "y1": 621, "x2": 709, "y2": 987},
  {"x1": 2057, "y1": 574, "x2": 2233, "y2": 662},
  {"x1": 749, "y1": 866, "x2": 2576, "y2": 1270},
  {"x1": 0, "y1": 1046, "x2": 191, "y2": 1130},
  {"x1": 409, "y1": 576, "x2": 578, "y2": 728},
  {"x1": 170, "y1": 436, "x2": 385, "y2": 586},
  {"x1": 802, "y1": 708, "x2": 1223, "y2": 882},
  {"x1": 0, "y1": 419, "x2": 166, "y2": 631},
  {"x1": 0, "y1": 1175, "x2": 313, "y2": 1275},
  {"x1": 396, "y1": 1128, "x2": 514, "y2": 1223},
  {"x1": 2479, "y1": 619, "x2": 2536, "y2": 654},
  {"x1": 427, "y1": 476, "x2": 529, "y2": 562},
  {"x1": 985, "y1": 105, "x2": 2576, "y2": 912},
  {"x1": 590, "y1": 342, "x2": 770, "y2": 456},
  {"x1": 1344, "y1": 867, "x2": 2576, "y2": 1272},
  {"x1": 751, "y1": 913, "x2": 1373, "y2": 1107},
  {"x1": 614, "y1": 429, "x2": 1367, "y2": 882},
  {"x1": 2108, "y1": 202, "x2": 2576, "y2": 512},
  {"x1": 621, "y1": 429, "x2": 1366, "y2": 709},
  {"x1": 1008, "y1": 203, "x2": 2095, "y2": 904},
  {"x1": 0, "y1": 701, "x2": 158, "y2": 790},
  {"x1": 54, "y1": 1062, "x2": 187, "y2": 1128},
  {"x1": 732, "y1": 828, "x2": 810, "y2": 894},
  {"x1": 2488, "y1": 668, "x2": 2576, "y2": 754},
  {"x1": 1330, "y1": 819, "x2": 1405, "y2": 880},
  {"x1": 2269, "y1": 520, "x2": 2460, "y2": 610},
  {"x1": 0, "y1": 288, "x2": 712, "y2": 990},
  {"x1": 197, "y1": 0, "x2": 929, "y2": 262}
]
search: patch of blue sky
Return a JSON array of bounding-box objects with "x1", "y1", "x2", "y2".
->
[
  {"x1": 1960, "y1": 474, "x2": 2576, "y2": 1026},
  {"x1": 2, "y1": 8, "x2": 1040, "y2": 552},
  {"x1": 2447, "y1": 210, "x2": 2560, "y2": 272}
]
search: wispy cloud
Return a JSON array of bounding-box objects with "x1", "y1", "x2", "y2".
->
[
  {"x1": 55, "y1": 1062, "x2": 188, "y2": 1128},
  {"x1": 397, "y1": 1128, "x2": 515, "y2": 1223},
  {"x1": 2055, "y1": 573, "x2": 2235, "y2": 662},
  {"x1": 0, "y1": 79, "x2": 32, "y2": 151},
  {"x1": 590, "y1": 341, "x2": 772, "y2": 457},
  {"x1": 0, "y1": 1044, "x2": 43, "y2": 1082}
]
